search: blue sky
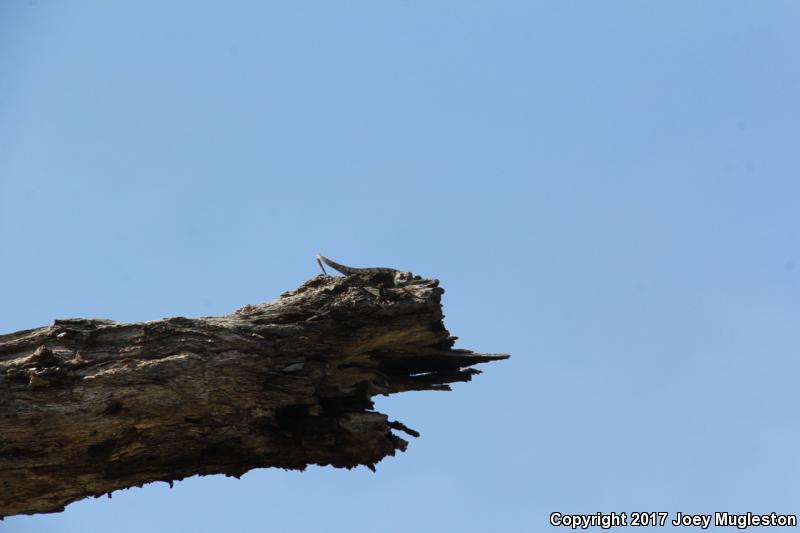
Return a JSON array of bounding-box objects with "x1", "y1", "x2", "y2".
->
[{"x1": 2, "y1": 1, "x2": 799, "y2": 531}]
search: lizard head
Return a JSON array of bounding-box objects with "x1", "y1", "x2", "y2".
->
[{"x1": 393, "y1": 271, "x2": 414, "y2": 286}]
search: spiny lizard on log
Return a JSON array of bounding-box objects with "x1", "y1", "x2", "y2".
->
[{"x1": 316, "y1": 255, "x2": 417, "y2": 287}]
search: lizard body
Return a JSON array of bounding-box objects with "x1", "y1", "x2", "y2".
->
[{"x1": 316, "y1": 255, "x2": 415, "y2": 286}]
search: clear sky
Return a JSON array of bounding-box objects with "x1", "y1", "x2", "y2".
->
[{"x1": 2, "y1": 1, "x2": 799, "y2": 531}]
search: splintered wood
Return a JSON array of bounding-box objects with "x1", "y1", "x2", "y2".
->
[{"x1": 0, "y1": 272, "x2": 507, "y2": 517}]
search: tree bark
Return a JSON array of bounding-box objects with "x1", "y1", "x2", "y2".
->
[{"x1": 0, "y1": 272, "x2": 507, "y2": 518}]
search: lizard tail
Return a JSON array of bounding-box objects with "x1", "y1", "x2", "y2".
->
[{"x1": 316, "y1": 255, "x2": 357, "y2": 275}]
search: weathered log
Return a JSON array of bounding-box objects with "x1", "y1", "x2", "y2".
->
[{"x1": 0, "y1": 271, "x2": 507, "y2": 517}]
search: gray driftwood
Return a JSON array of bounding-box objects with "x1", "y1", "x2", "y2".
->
[{"x1": 0, "y1": 271, "x2": 507, "y2": 518}]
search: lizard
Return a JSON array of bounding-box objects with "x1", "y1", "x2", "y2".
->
[{"x1": 315, "y1": 255, "x2": 416, "y2": 286}]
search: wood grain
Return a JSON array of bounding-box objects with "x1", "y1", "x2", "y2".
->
[{"x1": 0, "y1": 272, "x2": 507, "y2": 517}]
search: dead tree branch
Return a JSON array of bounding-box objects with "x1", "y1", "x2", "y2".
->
[{"x1": 0, "y1": 272, "x2": 507, "y2": 517}]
